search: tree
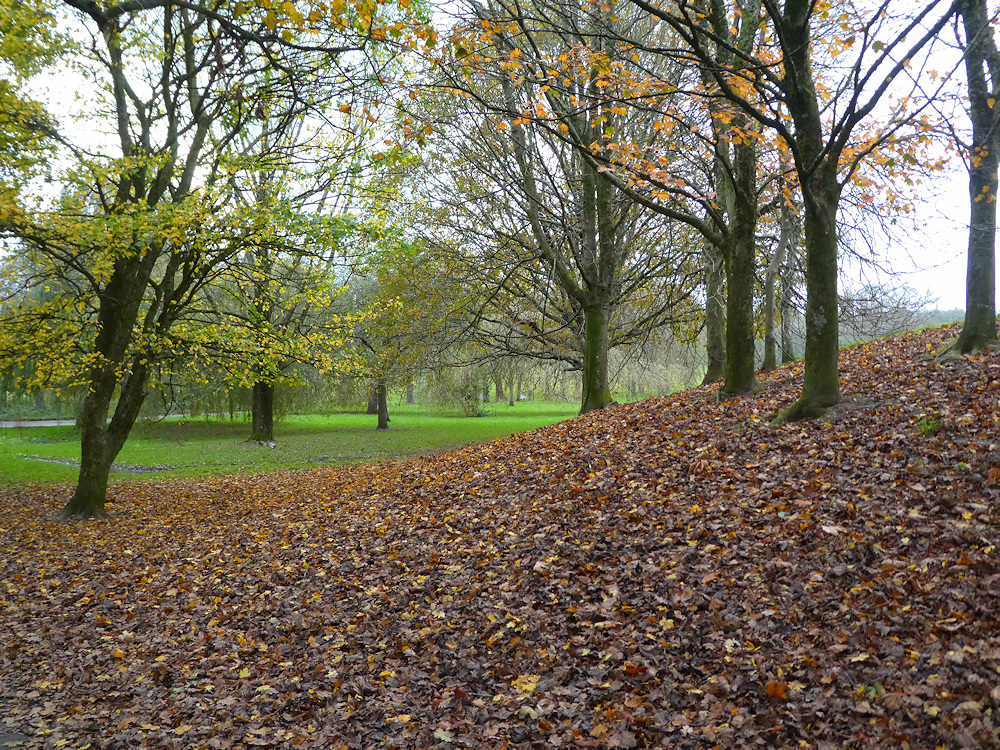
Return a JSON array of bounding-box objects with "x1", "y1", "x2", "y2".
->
[
  {"x1": 431, "y1": 0, "x2": 702, "y2": 413},
  {"x1": 201, "y1": 205, "x2": 350, "y2": 442},
  {"x1": 344, "y1": 203, "x2": 469, "y2": 429},
  {"x1": 0, "y1": 0, "x2": 371, "y2": 518},
  {"x1": 953, "y1": 0, "x2": 1000, "y2": 353},
  {"x1": 211, "y1": 24, "x2": 419, "y2": 441}
]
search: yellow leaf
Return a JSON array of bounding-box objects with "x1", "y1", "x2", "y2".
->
[
  {"x1": 112, "y1": 648, "x2": 124, "y2": 659},
  {"x1": 173, "y1": 725, "x2": 194, "y2": 735},
  {"x1": 511, "y1": 673, "x2": 540, "y2": 693},
  {"x1": 340, "y1": 104, "x2": 352, "y2": 114},
  {"x1": 239, "y1": 667, "x2": 251, "y2": 678},
  {"x1": 989, "y1": 97, "x2": 996, "y2": 109},
  {"x1": 388, "y1": 714, "x2": 411, "y2": 723}
]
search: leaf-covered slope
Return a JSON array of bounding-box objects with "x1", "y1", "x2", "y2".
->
[{"x1": 2, "y1": 324, "x2": 1000, "y2": 748}]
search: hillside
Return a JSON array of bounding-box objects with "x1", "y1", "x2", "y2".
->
[{"x1": 2, "y1": 323, "x2": 999, "y2": 748}]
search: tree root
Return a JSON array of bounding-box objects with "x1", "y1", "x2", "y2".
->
[
  {"x1": 933, "y1": 336, "x2": 999, "y2": 362},
  {"x1": 49, "y1": 501, "x2": 110, "y2": 521},
  {"x1": 770, "y1": 397, "x2": 836, "y2": 426}
]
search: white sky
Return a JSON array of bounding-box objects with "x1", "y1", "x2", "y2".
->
[{"x1": 890, "y1": 167, "x2": 970, "y2": 311}]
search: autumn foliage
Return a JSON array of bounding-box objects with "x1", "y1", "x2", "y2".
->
[{"x1": 2, "y1": 323, "x2": 1000, "y2": 747}]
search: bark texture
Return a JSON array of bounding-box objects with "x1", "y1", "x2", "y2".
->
[
  {"x1": 956, "y1": 0, "x2": 1000, "y2": 353},
  {"x1": 375, "y1": 382, "x2": 390, "y2": 431},
  {"x1": 701, "y1": 240, "x2": 726, "y2": 385},
  {"x1": 250, "y1": 382, "x2": 274, "y2": 442},
  {"x1": 720, "y1": 128, "x2": 758, "y2": 396}
]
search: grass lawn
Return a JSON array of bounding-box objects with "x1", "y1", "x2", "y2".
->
[{"x1": 0, "y1": 400, "x2": 579, "y2": 486}]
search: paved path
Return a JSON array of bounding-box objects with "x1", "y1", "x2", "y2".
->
[{"x1": 0, "y1": 414, "x2": 196, "y2": 428}]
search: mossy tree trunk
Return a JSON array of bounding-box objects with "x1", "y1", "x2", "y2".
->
[
  {"x1": 59, "y1": 262, "x2": 154, "y2": 518},
  {"x1": 720, "y1": 127, "x2": 758, "y2": 396},
  {"x1": 580, "y1": 304, "x2": 613, "y2": 413},
  {"x1": 779, "y1": 231, "x2": 798, "y2": 364},
  {"x1": 956, "y1": 0, "x2": 1000, "y2": 353},
  {"x1": 771, "y1": 0, "x2": 842, "y2": 421},
  {"x1": 777, "y1": 161, "x2": 843, "y2": 421}
]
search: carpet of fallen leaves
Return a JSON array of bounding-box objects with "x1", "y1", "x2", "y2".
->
[{"x1": 3, "y1": 324, "x2": 1000, "y2": 749}]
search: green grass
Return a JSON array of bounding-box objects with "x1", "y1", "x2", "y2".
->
[{"x1": 0, "y1": 401, "x2": 579, "y2": 486}]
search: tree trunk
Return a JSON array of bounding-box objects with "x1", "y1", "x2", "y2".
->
[
  {"x1": 375, "y1": 381, "x2": 389, "y2": 430},
  {"x1": 60, "y1": 370, "x2": 117, "y2": 519},
  {"x1": 367, "y1": 387, "x2": 378, "y2": 415},
  {"x1": 780, "y1": 290, "x2": 796, "y2": 364},
  {"x1": 406, "y1": 381, "x2": 416, "y2": 405},
  {"x1": 702, "y1": 240, "x2": 726, "y2": 384},
  {"x1": 720, "y1": 133, "x2": 758, "y2": 396},
  {"x1": 956, "y1": 0, "x2": 1000, "y2": 353},
  {"x1": 780, "y1": 231, "x2": 798, "y2": 364},
  {"x1": 763, "y1": 188, "x2": 793, "y2": 371},
  {"x1": 59, "y1": 252, "x2": 155, "y2": 518},
  {"x1": 250, "y1": 382, "x2": 274, "y2": 442},
  {"x1": 777, "y1": 167, "x2": 842, "y2": 421},
  {"x1": 773, "y1": 3, "x2": 841, "y2": 422},
  {"x1": 60, "y1": 359, "x2": 150, "y2": 518},
  {"x1": 580, "y1": 304, "x2": 613, "y2": 413},
  {"x1": 495, "y1": 374, "x2": 504, "y2": 402}
]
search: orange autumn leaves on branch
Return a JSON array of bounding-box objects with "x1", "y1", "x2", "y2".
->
[{"x1": 230, "y1": 0, "x2": 438, "y2": 46}]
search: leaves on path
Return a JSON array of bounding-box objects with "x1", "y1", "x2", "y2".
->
[{"x1": 2, "y1": 324, "x2": 1000, "y2": 748}]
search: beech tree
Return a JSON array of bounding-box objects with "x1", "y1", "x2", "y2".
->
[
  {"x1": 954, "y1": 0, "x2": 1000, "y2": 353},
  {"x1": 208, "y1": 107, "x2": 370, "y2": 442},
  {"x1": 429, "y1": 0, "x2": 703, "y2": 413},
  {"x1": 346, "y1": 232, "x2": 468, "y2": 430},
  {"x1": 0, "y1": 0, "x2": 374, "y2": 518}
]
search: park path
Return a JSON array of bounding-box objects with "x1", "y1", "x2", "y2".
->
[{"x1": 0, "y1": 413, "x2": 197, "y2": 428}]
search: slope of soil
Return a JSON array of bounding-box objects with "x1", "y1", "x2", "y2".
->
[{"x1": 2, "y1": 323, "x2": 999, "y2": 748}]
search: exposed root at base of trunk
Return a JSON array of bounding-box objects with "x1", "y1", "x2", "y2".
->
[
  {"x1": 50, "y1": 501, "x2": 110, "y2": 521},
  {"x1": 770, "y1": 396, "x2": 838, "y2": 426},
  {"x1": 933, "y1": 335, "x2": 999, "y2": 362}
]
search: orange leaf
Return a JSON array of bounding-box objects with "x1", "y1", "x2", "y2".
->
[{"x1": 765, "y1": 681, "x2": 788, "y2": 700}]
